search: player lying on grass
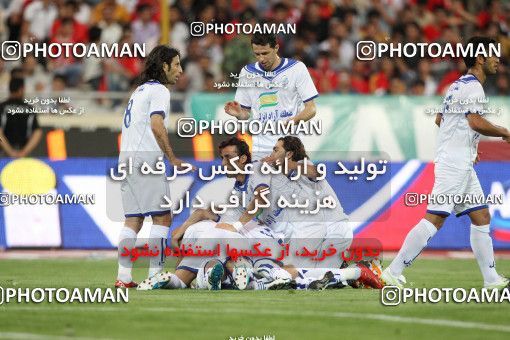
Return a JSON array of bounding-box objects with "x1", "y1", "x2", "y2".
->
[{"x1": 381, "y1": 36, "x2": 510, "y2": 290}]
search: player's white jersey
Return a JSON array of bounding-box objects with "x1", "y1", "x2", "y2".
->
[
  {"x1": 218, "y1": 161, "x2": 275, "y2": 224},
  {"x1": 217, "y1": 162, "x2": 294, "y2": 235},
  {"x1": 292, "y1": 160, "x2": 349, "y2": 224},
  {"x1": 234, "y1": 58, "x2": 318, "y2": 158},
  {"x1": 435, "y1": 74, "x2": 487, "y2": 170},
  {"x1": 119, "y1": 81, "x2": 170, "y2": 161}
]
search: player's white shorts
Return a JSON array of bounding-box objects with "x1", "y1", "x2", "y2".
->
[
  {"x1": 177, "y1": 223, "x2": 249, "y2": 274},
  {"x1": 285, "y1": 220, "x2": 352, "y2": 268},
  {"x1": 121, "y1": 158, "x2": 170, "y2": 217},
  {"x1": 426, "y1": 163, "x2": 487, "y2": 217}
]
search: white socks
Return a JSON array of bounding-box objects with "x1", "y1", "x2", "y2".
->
[
  {"x1": 389, "y1": 219, "x2": 437, "y2": 277},
  {"x1": 166, "y1": 273, "x2": 187, "y2": 289},
  {"x1": 253, "y1": 259, "x2": 292, "y2": 281},
  {"x1": 117, "y1": 226, "x2": 137, "y2": 283},
  {"x1": 470, "y1": 224, "x2": 500, "y2": 285},
  {"x1": 148, "y1": 224, "x2": 169, "y2": 278}
]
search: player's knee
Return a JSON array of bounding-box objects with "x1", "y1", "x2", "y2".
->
[
  {"x1": 152, "y1": 212, "x2": 171, "y2": 226},
  {"x1": 424, "y1": 213, "x2": 446, "y2": 229},
  {"x1": 470, "y1": 208, "x2": 491, "y2": 226},
  {"x1": 174, "y1": 269, "x2": 195, "y2": 286},
  {"x1": 124, "y1": 217, "x2": 144, "y2": 231}
]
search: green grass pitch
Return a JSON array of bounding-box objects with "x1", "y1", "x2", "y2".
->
[{"x1": 0, "y1": 258, "x2": 509, "y2": 340}]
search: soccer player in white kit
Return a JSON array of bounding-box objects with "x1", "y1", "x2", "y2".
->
[
  {"x1": 265, "y1": 136, "x2": 383, "y2": 289},
  {"x1": 115, "y1": 46, "x2": 190, "y2": 288},
  {"x1": 224, "y1": 32, "x2": 318, "y2": 160},
  {"x1": 381, "y1": 37, "x2": 510, "y2": 289}
]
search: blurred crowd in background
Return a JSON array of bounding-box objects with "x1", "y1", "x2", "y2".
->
[{"x1": 1, "y1": 0, "x2": 509, "y2": 104}]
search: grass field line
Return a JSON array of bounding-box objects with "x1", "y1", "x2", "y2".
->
[
  {"x1": 0, "y1": 332, "x2": 106, "y2": 340},
  {"x1": 3, "y1": 305, "x2": 510, "y2": 334}
]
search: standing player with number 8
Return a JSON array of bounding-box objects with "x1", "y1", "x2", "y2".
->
[{"x1": 115, "y1": 46, "x2": 193, "y2": 288}]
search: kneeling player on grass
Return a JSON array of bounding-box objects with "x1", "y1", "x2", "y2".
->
[
  {"x1": 381, "y1": 37, "x2": 510, "y2": 290},
  {"x1": 216, "y1": 137, "x2": 383, "y2": 289},
  {"x1": 262, "y1": 136, "x2": 383, "y2": 289}
]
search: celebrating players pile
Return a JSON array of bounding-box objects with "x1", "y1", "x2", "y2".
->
[{"x1": 115, "y1": 33, "x2": 510, "y2": 292}]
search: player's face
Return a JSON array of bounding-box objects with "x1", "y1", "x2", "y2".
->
[
  {"x1": 252, "y1": 43, "x2": 279, "y2": 71},
  {"x1": 270, "y1": 140, "x2": 288, "y2": 165},
  {"x1": 483, "y1": 55, "x2": 499, "y2": 74},
  {"x1": 220, "y1": 145, "x2": 245, "y2": 177},
  {"x1": 165, "y1": 55, "x2": 183, "y2": 85}
]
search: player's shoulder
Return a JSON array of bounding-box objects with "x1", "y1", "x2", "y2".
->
[
  {"x1": 285, "y1": 58, "x2": 304, "y2": 69},
  {"x1": 242, "y1": 62, "x2": 263, "y2": 76},
  {"x1": 251, "y1": 160, "x2": 265, "y2": 174},
  {"x1": 277, "y1": 58, "x2": 304, "y2": 76},
  {"x1": 138, "y1": 81, "x2": 170, "y2": 97},
  {"x1": 455, "y1": 74, "x2": 484, "y2": 94}
]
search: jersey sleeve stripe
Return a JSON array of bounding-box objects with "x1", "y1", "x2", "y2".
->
[
  {"x1": 426, "y1": 209, "x2": 450, "y2": 217},
  {"x1": 150, "y1": 110, "x2": 166, "y2": 118},
  {"x1": 303, "y1": 94, "x2": 318, "y2": 103}
]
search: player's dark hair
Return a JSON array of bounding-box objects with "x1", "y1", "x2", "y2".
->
[
  {"x1": 136, "y1": 45, "x2": 180, "y2": 86},
  {"x1": 218, "y1": 137, "x2": 252, "y2": 164},
  {"x1": 463, "y1": 36, "x2": 497, "y2": 68},
  {"x1": 9, "y1": 77, "x2": 24, "y2": 93},
  {"x1": 251, "y1": 32, "x2": 277, "y2": 48},
  {"x1": 278, "y1": 136, "x2": 308, "y2": 161}
]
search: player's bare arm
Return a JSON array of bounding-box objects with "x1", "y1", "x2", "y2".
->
[
  {"x1": 289, "y1": 100, "x2": 317, "y2": 123},
  {"x1": 466, "y1": 113, "x2": 510, "y2": 141},
  {"x1": 216, "y1": 186, "x2": 269, "y2": 232},
  {"x1": 224, "y1": 101, "x2": 250, "y2": 120},
  {"x1": 150, "y1": 114, "x2": 189, "y2": 169},
  {"x1": 171, "y1": 208, "x2": 219, "y2": 248}
]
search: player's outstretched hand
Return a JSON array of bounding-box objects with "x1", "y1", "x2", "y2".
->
[
  {"x1": 224, "y1": 101, "x2": 241, "y2": 118},
  {"x1": 170, "y1": 157, "x2": 197, "y2": 171}
]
